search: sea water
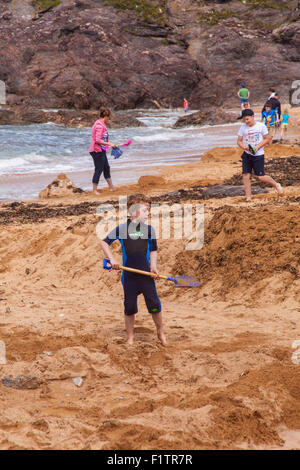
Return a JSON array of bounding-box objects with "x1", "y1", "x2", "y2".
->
[{"x1": 0, "y1": 108, "x2": 241, "y2": 200}]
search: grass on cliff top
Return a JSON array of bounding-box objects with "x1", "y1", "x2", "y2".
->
[
  {"x1": 31, "y1": 0, "x2": 61, "y2": 12},
  {"x1": 237, "y1": 0, "x2": 290, "y2": 9},
  {"x1": 104, "y1": 0, "x2": 166, "y2": 24},
  {"x1": 198, "y1": 9, "x2": 237, "y2": 26},
  {"x1": 198, "y1": 0, "x2": 291, "y2": 26},
  {"x1": 200, "y1": 0, "x2": 290, "y2": 9}
]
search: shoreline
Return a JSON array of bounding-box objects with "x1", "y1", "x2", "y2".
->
[
  {"x1": 0, "y1": 105, "x2": 300, "y2": 202},
  {"x1": 1, "y1": 103, "x2": 300, "y2": 203},
  {"x1": 1, "y1": 140, "x2": 299, "y2": 207},
  {"x1": 1, "y1": 137, "x2": 300, "y2": 205}
]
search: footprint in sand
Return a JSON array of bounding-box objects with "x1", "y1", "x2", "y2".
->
[{"x1": 134, "y1": 327, "x2": 153, "y2": 333}]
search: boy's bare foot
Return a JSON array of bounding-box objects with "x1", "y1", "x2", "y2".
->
[
  {"x1": 127, "y1": 336, "x2": 134, "y2": 345},
  {"x1": 109, "y1": 187, "x2": 116, "y2": 192},
  {"x1": 93, "y1": 190, "x2": 99, "y2": 195},
  {"x1": 275, "y1": 183, "x2": 284, "y2": 196},
  {"x1": 157, "y1": 331, "x2": 167, "y2": 346},
  {"x1": 246, "y1": 197, "x2": 252, "y2": 202}
]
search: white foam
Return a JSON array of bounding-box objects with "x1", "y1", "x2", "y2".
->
[
  {"x1": 132, "y1": 129, "x2": 204, "y2": 143},
  {"x1": 0, "y1": 152, "x2": 72, "y2": 175},
  {"x1": 199, "y1": 122, "x2": 241, "y2": 129},
  {"x1": 44, "y1": 121, "x2": 62, "y2": 126},
  {"x1": 0, "y1": 156, "x2": 27, "y2": 170}
]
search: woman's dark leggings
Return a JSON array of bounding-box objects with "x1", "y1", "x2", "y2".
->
[{"x1": 90, "y1": 151, "x2": 111, "y2": 185}]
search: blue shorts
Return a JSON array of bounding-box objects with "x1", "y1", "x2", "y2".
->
[
  {"x1": 240, "y1": 98, "x2": 248, "y2": 103},
  {"x1": 122, "y1": 273, "x2": 161, "y2": 316},
  {"x1": 242, "y1": 152, "x2": 265, "y2": 176}
]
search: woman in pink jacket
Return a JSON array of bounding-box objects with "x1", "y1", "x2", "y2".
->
[{"x1": 89, "y1": 107, "x2": 116, "y2": 194}]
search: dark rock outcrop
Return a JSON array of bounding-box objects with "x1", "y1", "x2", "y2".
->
[
  {"x1": 202, "y1": 184, "x2": 268, "y2": 199},
  {"x1": 0, "y1": 105, "x2": 145, "y2": 127},
  {"x1": 39, "y1": 173, "x2": 85, "y2": 199},
  {"x1": 2, "y1": 374, "x2": 42, "y2": 390},
  {"x1": 272, "y1": 21, "x2": 300, "y2": 62},
  {"x1": 0, "y1": 0, "x2": 299, "y2": 113},
  {"x1": 0, "y1": 0, "x2": 211, "y2": 110},
  {"x1": 173, "y1": 108, "x2": 237, "y2": 128}
]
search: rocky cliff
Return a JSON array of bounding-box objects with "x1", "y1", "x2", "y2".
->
[{"x1": 0, "y1": 0, "x2": 299, "y2": 111}]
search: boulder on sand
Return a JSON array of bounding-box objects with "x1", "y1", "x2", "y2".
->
[
  {"x1": 39, "y1": 173, "x2": 84, "y2": 199},
  {"x1": 172, "y1": 109, "x2": 238, "y2": 128}
]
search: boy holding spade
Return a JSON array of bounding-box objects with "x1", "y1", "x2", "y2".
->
[
  {"x1": 100, "y1": 194, "x2": 167, "y2": 346},
  {"x1": 237, "y1": 108, "x2": 283, "y2": 202}
]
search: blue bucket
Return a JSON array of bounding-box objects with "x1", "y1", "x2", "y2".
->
[{"x1": 111, "y1": 147, "x2": 123, "y2": 159}]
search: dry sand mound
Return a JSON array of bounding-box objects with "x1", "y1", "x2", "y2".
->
[
  {"x1": 201, "y1": 144, "x2": 300, "y2": 163},
  {"x1": 173, "y1": 204, "x2": 300, "y2": 300},
  {"x1": 201, "y1": 147, "x2": 241, "y2": 163},
  {"x1": 138, "y1": 175, "x2": 166, "y2": 189}
]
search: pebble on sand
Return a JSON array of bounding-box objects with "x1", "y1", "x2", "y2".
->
[{"x1": 72, "y1": 377, "x2": 83, "y2": 387}]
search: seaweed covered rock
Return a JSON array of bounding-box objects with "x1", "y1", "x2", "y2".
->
[{"x1": 39, "y1": 173, "x2": 84, "y2": 199}]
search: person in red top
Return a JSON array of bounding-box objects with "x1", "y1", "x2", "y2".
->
[
  {"x1": 183, "y1": 98, "x2": 189, "y2": 113},
  {"x1": 89, "y1": 107, "x2": 116, "y2": 194}
]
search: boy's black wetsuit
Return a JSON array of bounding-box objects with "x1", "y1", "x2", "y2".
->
[{"x1": 103, "y1": 219, "x2": 161, "y2": 315}]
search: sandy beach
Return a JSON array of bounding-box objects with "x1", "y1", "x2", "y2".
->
[
  {"x1": 0, "y1": 117, "x2": 300, "y2": 450},
  {"x1": 1, "y1": 0, "x2": 300, "y2": 449}
]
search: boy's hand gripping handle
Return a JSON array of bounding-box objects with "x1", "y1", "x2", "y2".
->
[
  {"x1": 102, "y1": 258, "x2": 178, "y2": 284},
  {"x1": 103, "y1": 258, "x2": 112, "y2": 270}
]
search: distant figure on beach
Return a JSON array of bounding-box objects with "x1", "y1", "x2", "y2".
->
[
  {"x1": 262, "y1": 102, "x2": 278, "y2": 141},
  {"x1": 262, "y1": 92, "x2": 281, "y2": 127},
  {"x1": 184, "y1": 98, "x2": 189, "y2": 113},
  {"x1": 89, "y1": 107, "x2": 116, "y2": 194},
  {"x1": 269, "y1": 93, "x2": 281, "y2": 119},
  {"x1": 268, "y1": 87, "x2": 276, "y2": 100},
  {"x1": 238, "y1": 101, "x2": 250, "y2": 118},
  {"x1": 280, "y1": 108, "x2": 291, "y2": 141},
  {"x1": 100, "y1": 194, "x2": 167, "y2": 346},
  {"x1": 237, "y1": 83, "x2": 250, "y2": 110},
  {"x1": 261, "y1": 87, "x2": 276, "y2": 116},
  {"x1": 237, "y1": 108, "x2": 283, "y2": 202},
  {"x1": 269, "y1": 93, "x2": 282, "y2": 136}
]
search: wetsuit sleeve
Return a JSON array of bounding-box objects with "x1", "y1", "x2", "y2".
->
[
  {"x1": 148, "y1": 225, "x2": 158, "y2": 251},
  {"x1": 103, "y1": 225, "x2": 119, "y2": 245}
]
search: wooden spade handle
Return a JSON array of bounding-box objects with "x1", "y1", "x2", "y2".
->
[{"x1": 120, "y1": 265, "x2": 168, "y2": 280}]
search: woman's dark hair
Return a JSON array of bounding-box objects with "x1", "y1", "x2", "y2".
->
[{"x1": 99, "y1": 107, "x2": 112, "y2": 118}]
